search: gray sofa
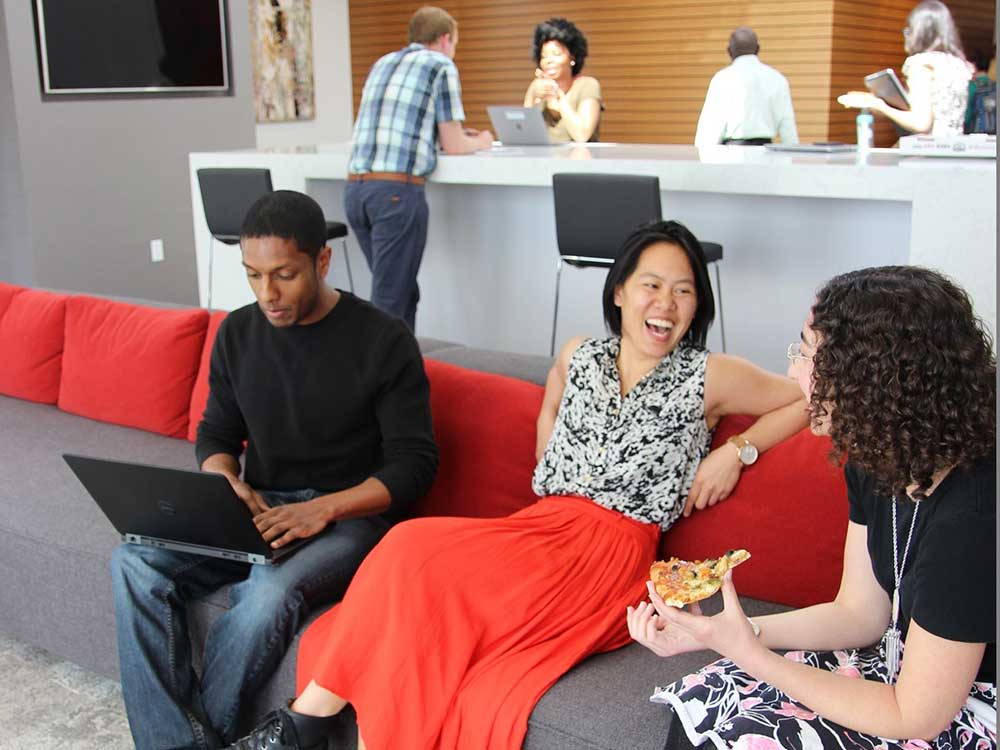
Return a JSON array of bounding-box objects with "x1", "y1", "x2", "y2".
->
[{"x1": 0, "y1": 308, "x2": 792, "y2": 750}]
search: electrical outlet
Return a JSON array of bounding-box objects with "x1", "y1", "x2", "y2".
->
[{"x1": 150, "y1": 239, "x2": 165, "y2": 263}]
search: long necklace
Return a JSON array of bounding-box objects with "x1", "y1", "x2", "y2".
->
[{"x1": 882, "y1": 496, "x2": 920, "y2": 683}]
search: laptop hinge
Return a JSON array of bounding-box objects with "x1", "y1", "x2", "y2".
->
[{"x1": 123, "y1": 534, "x2": 270, "y2": 565}]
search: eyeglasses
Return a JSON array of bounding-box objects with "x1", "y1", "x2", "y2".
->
[{"x1": 786, "y1": 341, "x2": 814, "y2": 362}]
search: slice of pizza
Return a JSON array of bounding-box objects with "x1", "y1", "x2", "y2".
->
[{"x1": 649, "y1": 549, "x2": 751, "y2": 607}]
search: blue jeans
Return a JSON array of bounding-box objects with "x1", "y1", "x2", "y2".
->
[
  {"x1": 110, "y1": 489, "x2": 390, "y2": 750},
  {"x1": 344, "y1": 180, "x2": 429, "y2": 331}
]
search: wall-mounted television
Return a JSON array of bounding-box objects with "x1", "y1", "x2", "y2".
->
[{"x1": 34, "y1": 0, "x2": 230, "y2": 96}]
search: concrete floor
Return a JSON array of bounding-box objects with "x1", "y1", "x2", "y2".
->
[{"x1": 0, "y1": 634, "x2": 133, "y2": 749}]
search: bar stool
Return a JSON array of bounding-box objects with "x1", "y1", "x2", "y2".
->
[
  {"x1": 196, "y1": 168, "x2": 354, "y2": 309},
  {"x1": 550, "y1": 172, "x2": 726, "y2": 355}
]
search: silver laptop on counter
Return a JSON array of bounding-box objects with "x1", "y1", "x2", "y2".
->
[{"x1": 487, "y1": 106, "x2": 553, "y2": 146}]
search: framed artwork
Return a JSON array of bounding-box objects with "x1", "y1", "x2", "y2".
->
[{"x1": 249, "y1": 0, "x2": 315, "y2": 122}]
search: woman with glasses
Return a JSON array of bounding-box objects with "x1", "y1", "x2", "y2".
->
[
  {"x1": 837, "y1": 0, "x2": 973, "y2": 136},
  {"x1": 629, "y1": 266, "x2": 996, "y2": 750}
]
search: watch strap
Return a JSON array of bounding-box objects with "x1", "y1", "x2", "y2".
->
[{"x1": 727, "y1": 434, "x2": 757, "y2": 465}]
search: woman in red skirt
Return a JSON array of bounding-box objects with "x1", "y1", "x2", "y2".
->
[{"x1": 229, "y1": 221, "x2": 810, "y2": 750}]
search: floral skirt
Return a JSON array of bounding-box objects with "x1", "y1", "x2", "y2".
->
[{"x1": 651, "y1": 647, "x2": 996, "y2": 750}]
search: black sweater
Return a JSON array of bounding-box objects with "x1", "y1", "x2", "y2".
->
[{"x1": 196, "y1": 293, "x2": 438, "y2": 522}]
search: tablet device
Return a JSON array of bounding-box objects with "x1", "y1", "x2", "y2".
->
[{"x1": 864, "y1": 69, "x2": 910, "y2": 111}]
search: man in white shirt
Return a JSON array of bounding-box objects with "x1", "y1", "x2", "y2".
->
[{"x1": 695, "y1": 27, "x2": 799, "y2": 147}]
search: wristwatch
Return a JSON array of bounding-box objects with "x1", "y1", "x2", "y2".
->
[{"x1": 727, "y1": 434, "x2": 759, "y2": 466}]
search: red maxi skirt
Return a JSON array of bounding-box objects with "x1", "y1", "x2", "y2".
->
[{"x1": 295, "y1": 495, "x2": 660, "y2": 750}]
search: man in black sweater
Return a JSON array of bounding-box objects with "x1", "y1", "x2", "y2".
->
[{"x1": 110, "y1": 190, "x2": 438, "y2": 750}]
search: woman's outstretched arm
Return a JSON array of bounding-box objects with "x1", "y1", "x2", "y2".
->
[
  {"x1": 751, "y1": 521, "x2": 890, "y2": 650},
  {"x1": 837, "y1": 65, "x2": 934, "y2": 134},
  {"x1": 641, "y1": 523, "x2": 985, "y2": 741},
  {"x1": 685, "y1": 354, "x2": 808, "y2": 515}
]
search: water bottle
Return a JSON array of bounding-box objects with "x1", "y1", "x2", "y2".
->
[{"x1": 855, "y1": 109, "x2": 874, "y2": 151}]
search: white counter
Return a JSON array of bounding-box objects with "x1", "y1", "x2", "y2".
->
[{"x1": 189, "y1": 143, "x2": 996, "y2": 371}]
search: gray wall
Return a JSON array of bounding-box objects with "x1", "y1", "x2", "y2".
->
[
  {"x1": 0, "y1": 1, "x2": 32, "y2": 285},
  {"x1": 1, "y1": 0, "x2": 256, "y2": 304}
]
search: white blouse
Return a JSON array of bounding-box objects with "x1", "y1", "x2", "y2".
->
[
  {"x1": 903, "y1": 51, "x2": 973, "y2": 136},
  {"x1": 532, "y1": 337, "x2": 712, "y2": 530}
]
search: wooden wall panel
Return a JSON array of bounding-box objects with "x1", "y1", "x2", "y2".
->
[
  {"x1": 349, "y1": 0, "x2": 835, "y2": 144},
  {"x1": 950, "y1": 0, "x2": 997, "y2": 61},
  {"x1": 829, "y1": 0, "x2": 913, "y2": 145},
  {"x1": 349, "y1": 1, "x2": 995, "y2": 145}
]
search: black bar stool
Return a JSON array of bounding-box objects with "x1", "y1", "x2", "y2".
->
[
  {"x1": 550, "y1": 172, "x2": 725, "y2": 355},
  {"x1": 196, "y1": 168, "x2": 353, "y2": 309}
]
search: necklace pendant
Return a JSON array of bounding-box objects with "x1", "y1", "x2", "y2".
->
[
  {"x1": 883, "y1": 626, "x2": 902, "y2": 683},
  {"x1": 891, "y1": 588, "x2": 900, "y2": 625}
]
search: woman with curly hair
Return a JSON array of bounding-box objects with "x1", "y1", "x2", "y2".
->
[
  {"x1": 838, "y1": 1, "x2": 973, "y2": 136},
  {"x1": 523, "y1": 17, "x2": 603, "y2": 142},
  {"x1": 629, "y1": 265, "x2": 996, "y2": 750}
]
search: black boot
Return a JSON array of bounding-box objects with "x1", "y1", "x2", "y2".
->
[{"x1": 227, "y1": 706, "x2": 337, "y2": 750}]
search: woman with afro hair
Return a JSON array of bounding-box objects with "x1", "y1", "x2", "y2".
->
[
  {"x1": 630, "y1": 265, "x2": 996, "y2": 750},
  {"x1": 523, "y1": 17, "x2": 603, "y2": 142}
]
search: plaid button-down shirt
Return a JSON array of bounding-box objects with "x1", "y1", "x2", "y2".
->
[{"x1": 349, "y1": 44, "x2": 466, "y2": 178}]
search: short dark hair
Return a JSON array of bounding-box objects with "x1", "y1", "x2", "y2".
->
[
  {"x1": 240, "y1": 190, "x2": 327, "y2": 260},
  {"x1": 601, "y1": 220, "x2": 716, "y2": 347},
  {"x1": 728, "y1": 26, "x2": 760, "y2": 58},
  {"x1": 810, "y1": 266, "x2": 995, "y2": 499},
  {"x1": 970, "y1": 48, "x2": 991, "y2": 72},
  {"x1": 532, "y1": 18, "x2": 589, "y2": 76},
  {"x1": 905, "y1": 0, "x2": 965, "y2": 58}
]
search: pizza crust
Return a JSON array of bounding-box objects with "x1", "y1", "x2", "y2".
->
[{"x1": 649, "y1": 549, "x2": 751, "y2": 607}]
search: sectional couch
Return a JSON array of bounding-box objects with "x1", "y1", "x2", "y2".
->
[{"x1": 0, "y1": 282, "x2": 850, "y2": 749}]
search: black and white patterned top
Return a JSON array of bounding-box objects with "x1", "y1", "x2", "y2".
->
[{"x1": 532, "y1": 337, "x2": 712, "y2": 530}]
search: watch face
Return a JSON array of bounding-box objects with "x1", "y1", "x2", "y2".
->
[{"x1": 740, "y1": 444, "x2": 759, "y2": 465}]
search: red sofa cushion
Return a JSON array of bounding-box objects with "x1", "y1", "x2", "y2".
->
[
  {"x1": 58, "y1": 297, "x2": 209, "y2": 438},
  {"x1": 297, "y1": 359, "x2": 544, "y2": 696},
  {"x1": 186, "y1": 311, "x2": 229, "y2": 442},
  {"x1": 0, "y1": 289, "x2": 68, "y2": 403},
  {"x1": 0, "y1": 282, "x2": 24, "y2": 320},
  {"x1": 417, "y1": 358, "x2": 544, "y2": 519},
  {"x1": 660, "y1": 415, "x2": 848, "y2": 608},
  {"x1": 419, "y1": 359, "x2": 847, "y2": 608}
]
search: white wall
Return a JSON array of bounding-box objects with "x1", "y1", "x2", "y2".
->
[
  {"x1": 2, "y1": 0, "x2": 256, "y2": 305},
  {"x1": 0, "y1": 1, "x2": 32, "y2": 285},
  {"x1": 254, "y1": 0, "x2": 354, "y2": 147}
]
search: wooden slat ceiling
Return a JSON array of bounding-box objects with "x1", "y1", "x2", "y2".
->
[{"x1": 348, "y1": 0, "x2": 995, "y2": 145}]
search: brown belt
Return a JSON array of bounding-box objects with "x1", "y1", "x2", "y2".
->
[{"x1": 348, "y1": 171, "x2": 426, "y2": 185}]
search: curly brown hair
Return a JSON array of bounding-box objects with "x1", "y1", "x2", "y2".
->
[
  {"x1": 810, "y1": 266, "x2": 995, "y2": 499},
  {"x1": 532, "y1": 18, "x2": 589, "y2": 76}
]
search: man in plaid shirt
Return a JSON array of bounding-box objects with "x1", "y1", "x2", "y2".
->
[{"x1": 345, "y1": 6, "x2": 493, "y2": 331}]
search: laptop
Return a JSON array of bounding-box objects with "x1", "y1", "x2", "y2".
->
[
  {"x1": 487, "y1": 106, "x2": 553, "y2": 146},
  {"x1": 765, "y1": 142, "x2": 857, "y2": 153},
  {"x1": 64, "y1": 454, "x2": 306, "y2": 565}
]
